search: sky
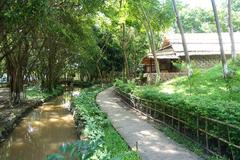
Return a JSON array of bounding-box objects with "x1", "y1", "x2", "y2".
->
[{"x1": 180, "y1": 0, "x2": 213, "y2": 9}]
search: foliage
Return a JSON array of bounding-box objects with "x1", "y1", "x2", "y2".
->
[
  {"x1": 115, "y1": 79, "x2": 136, "y2": 93},
  {"x1": 26, "y1": 85, "x2": 64, "y2": 101},
  {"x1": 176, "y1": 0, "x2": 240, "y2": 32},
  {"x1": 172, "y1": 60, "x2": 185, "y2": 71},
  {"x1": 48, "y1": 86, "x2": 140, "y2": 160},
  {"x1": 116, "y1": 64, "x2": 240, "y2": 126}
]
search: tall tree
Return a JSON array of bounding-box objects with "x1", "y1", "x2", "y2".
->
[
  {"x1": 227, "y1": 0, "x2": 236, "y2": 61},
  {"x1": 119, "y1": 0, "x2": 130, "y2": 78},
  {"x1": 139, "y1": 5, "x2": 161, "y2": 83},
  {"x1": 172, "y1": 0, "x2": 192, "y2": 77},
  {"x1": 128, "y1": 0, "x2": 174, "y2": 83},
  {"x1": 1, "y1": 0, "x2": 48, "y2": 104},
  {"x1": 0, "y1": 0, "x2": 105, "y2": 103},
  {"x1": 211, "y1": 0, "x2": 228, "y2": 78}
]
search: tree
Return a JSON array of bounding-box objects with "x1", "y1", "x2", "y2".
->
[
  {"x1": 119, "y1": 0, "x2": 130, "y2": 78},
  {"x1": 1, "y1": 0, "x2": 48, "y2": 104},
  {"x1": 211, "y1": 0, "x2": 228, "y2": 78},
  {"x1": 128, "y1": 0, "x2": 174, "y2": 83},
  {"x1": 140, "y1": 5, "x2": 161, "y2": 83},
  {"x1": 228, "y1": 0, "x2": 236, "y2": 61},
  {"x1": 172, "y1": 0, "x2": 192, "y2": 77},
  {"x1": 0, "y1": 0, "x2": 105, "y2": 104},
  {"x1": 175, "y1": 1, "x2": 240, "y2": 33}
]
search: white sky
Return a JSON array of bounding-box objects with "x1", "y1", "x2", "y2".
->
[{"x1": 180, "y1": 0, "x2": 213, "y2": 9}]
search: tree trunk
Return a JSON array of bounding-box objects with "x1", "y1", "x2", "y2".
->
[
  {"x1": 228, "y1": 0, "x2": 236, "y2": 61},
  {"x1": 6, "y1": 56, "x2": 25, "y2": 104},
  {"x1": 96, "y1": 57, "x2": 103, "y2": 84},
  {"x1": 149, "y1": 28, "x2": 161, "y2": 83},
  {"x1": 120, "y1": 0, "x2": 129, "y2": 78},
  {"x1": 140, "y1": 6, "x2": 161, "y2": 83},
  {"x1": 172, "y1": 0, "x2": 192, "y2": 77},
  {"x1": 5, "y1": 35, "x2": 29, "y2": 105},
  {"x1": 122, "y1": 23, "x2": 129, "y2": 78},
  {"x1": 211, "y1": 0, "x2": 228, "y2": 78},
  {"x1": 47, "y1": 50, "x2": 54, "y2": 92}
]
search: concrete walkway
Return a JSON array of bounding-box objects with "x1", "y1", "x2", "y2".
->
[{"x1": 96, "y1": 87, "x2": 201, "y2": 160}]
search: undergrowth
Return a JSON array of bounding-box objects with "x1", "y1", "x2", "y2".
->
[{"x1": 26, "y1": 85, "x2": 64, "y2": 101}]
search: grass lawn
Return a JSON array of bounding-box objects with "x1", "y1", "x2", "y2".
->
[
  {"x1": 115, "y1": 62, "x2": 240, "y2": 159},
  {"x1": 116, "y1": 63, "x2": 240, "y2": 126}
]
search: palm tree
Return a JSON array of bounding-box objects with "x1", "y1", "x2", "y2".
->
[
  {"x1": 211, "y1": 0, "x2": 228, "y2": 78},
  {"x1": 171, "y1": 0, "x2": 192, "y2": 77},
  {"x1": 228, "y1": 0, "x2": 236, "y2": 61}
]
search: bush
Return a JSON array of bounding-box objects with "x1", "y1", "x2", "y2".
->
[{"x1": 114, "y1": 79, "x2": 136, "y2": 93}]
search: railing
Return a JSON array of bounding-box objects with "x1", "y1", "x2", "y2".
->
[{"x1": 115, "y1": 89, "x2": 240, "y2": 160}]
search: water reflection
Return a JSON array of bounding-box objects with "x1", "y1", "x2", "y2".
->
[{"x1": 0, "y1": 93, "x2": 77, "y2": 160}]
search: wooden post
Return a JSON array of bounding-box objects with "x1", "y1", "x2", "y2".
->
[
  {"x1": 163, "y1": 105, "x2": 166, "y2": 123},
  {"x1": 171, "y1": 107, "x2": 174, "y2": 127},
  {"x1": 197, "y1": 116, "x2": 199, "y2": 142},
  {"x1": 136, "y1": 141, "x2": 139, "y2": 151},
  {"x1": 178, "y1": 109, "x2": 180, "y2": 131},
  {"x1": 149, "y1": 103, "x2": 152, "y2": 117},
  {"x1": 150, "y1": 59, "x2": 153, "y2": 73},
  {"x1": 205, "y1": 119, "x2": 209, "y2": 152},
  {"x1": 154, "y1": 104, "x2": 157, "y2": 119},
  {"x1": 227, "y1": 126, "x2": 235, "y2": 160}
]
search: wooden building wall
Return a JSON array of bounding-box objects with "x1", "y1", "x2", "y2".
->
[{"x1": 142, "y1": 57, "x2": 178, "y2": 73}]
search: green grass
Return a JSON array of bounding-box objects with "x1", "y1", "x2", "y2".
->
[
  {"x1": 116, "y1": 63, "x2": 240, "y2": 126},
  {"x1": 104, "y1": 126, "x2": 140, "y2": 160}
]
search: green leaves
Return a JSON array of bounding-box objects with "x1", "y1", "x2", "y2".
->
[
  {"x1": 128, "y1": 0, "x2": 174, "y2": 32},
  {"x1": 47, "y1": 154, "x2": 65, "y2": 160}
]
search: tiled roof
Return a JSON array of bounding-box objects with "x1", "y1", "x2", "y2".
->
[
  {"x1": 169, "y1": 32, "x2": 240, "y2": 55},
  {"x1": 145, "y1": 32, "x2": 240, "y2": 60}
]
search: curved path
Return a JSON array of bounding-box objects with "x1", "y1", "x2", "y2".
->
[{"x1": 96, "y1": 87, "x2": 201, "y2": 160}]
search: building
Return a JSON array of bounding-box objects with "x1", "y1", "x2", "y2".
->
[{"x1": 141, "y1": 33, "x2": 240, "y2": 81}]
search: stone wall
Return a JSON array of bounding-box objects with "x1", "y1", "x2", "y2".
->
[
  {"x1": 143, "y1": 72, "x2": 187, "y2": 84},
  {"x1": 180, "y1": 55, "x2": 231, "y2": 69}
]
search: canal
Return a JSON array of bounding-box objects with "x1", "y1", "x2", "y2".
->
[{"x1": 0, "y1": 94, "x2": 77, "y2": 160}]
